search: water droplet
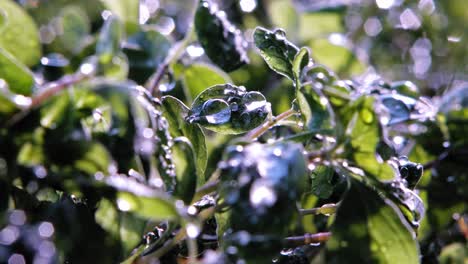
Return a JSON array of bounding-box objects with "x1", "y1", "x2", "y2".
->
[
  {"x1": 274, "y1": 28, "x2": 286, "y2": 40},
  {"x1": 186, "y1": 223, "x2": 201, "y2": 238},
  {"x1": 158, "y1": 71, "x2": 175, "y2": 92},
  {"x1": 242, "y1": 91, "x2": 267, "y2": 112},
  {"x1": 360, "y1": 108, "x2": 374, "y2": 124},
  {"x1": 117, "y1": 198, "x2": 131, "y2": 211},
  {"x1": 201, "y1": 99, "x2": 231, "y2": 124},
  {"x1": 40, "y1": 53, "x2": 69, "y2": 67}
]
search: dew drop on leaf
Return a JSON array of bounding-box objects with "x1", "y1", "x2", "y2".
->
[{"x1": 201, "y1": 99, "x2": 231, "y2": 124}]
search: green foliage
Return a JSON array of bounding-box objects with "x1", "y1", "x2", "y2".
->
[{"x1": 0, "y1": 1, "x2": 467, "y2": 263}]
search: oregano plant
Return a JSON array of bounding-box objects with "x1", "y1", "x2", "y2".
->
[{"x1": 0, "y1": 0, "x2": 467, "y2": 263}]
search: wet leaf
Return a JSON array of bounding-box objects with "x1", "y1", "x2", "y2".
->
[
  {"x1": 292, "y1": 47, "x2": 310, "y2": 82},
  {"x1": 0, "y1": 48, "x2": 34, "y2": 95},
  {"x1": 182, "y1": 63, "x2": 232, "y2": 101},
  {"x1": 171, "y1": 137, "x2": 197, "y2": 204},
  {"x1": 296, "y1": 82, "x2": 335, "y2": 131},
  {"x1": 310, "y1": 165, "x2": 335, "y2": 199},
  {"x1": 379, "y1": 94, "x2": 415, "y2": 125},
  {"x1": 116, "y1": 191, "x2": 179, "y2": 221},
  {"x1": 381, "y1": 180, "x2": 425, "y2": 230},
  {"x1": 326, "y1": 179, "x2": 420, "y2": 263},
  {"x1": 254, "y1": 27, "x2": 299, "y2": 80},
  {"x1": 161, "y1": 95, "x2": 207, "y2": 184},
  {"x1": 0, "y1": 0, "x2": 41, "y2": 66},
  {"x1": 345, "y1": 96, "x2": 394, "y2": 180},
  {"x1": 195, "y1": 0, "x2": 249, "y2": 72},
  {"x1": 187, "y1": 84, "x2": 269, "y2": 134}
]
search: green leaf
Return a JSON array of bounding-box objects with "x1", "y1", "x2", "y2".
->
[
  {"x1": 172, "y1": 137, "x2": 197, "y2": 204},
  {"x1": 40, "y1": 91, "x2": 71, "y2": 129},
  {"x1": 292, "y1": 47, "x2": 310, "y2": 83},
  {"x1": 161, "y1": 95, "x2": 207, "y2": 184},
  {"x1": 95, "y1": 199, "x2": 146, "y2": 255},
  {"x1": 123, "y1": 28, "x2": 171, "y2": 84},
  {"x1": 0, "y1": 48, "x2": 35, "y2": 95},
  {"x1": 438, "y1": 243, "x2": 467, "y2": 264},
  {"x1": 116, "y1": 191, "x2": 179, "y2": 221},
  {"x1": 326, "y1": 179, "x2": 420, "y2": 263},
  {"x1": 195, "y1": 0, "x2": 249, "y2": 72},
  {"x1": 296, "y1": 82, "x2": 335, "y2": 131},
  {"x1": 74, "y1": 143, "x2": 112, "y2": 175},
  {"x1": 253, "y1": 27, "x2": 299, "y2": 80},
  {"x1": 346, "y1": 96, "x2": 394, "y2": 180},
  {"x1": 17, "y1": 142, "x2": 44, "y2": 166},
  {"x1": 310, "y1": 165, "x2": 335, "y2": 199},
  {"x1": 187, "y1": 84, "x2": 270, "y2": 134},
  {"x1": 182, "y1": 63, "x2": 232, "y2": 101},
  {"x1": 0, "y1": 0, "x2": 41, "y2": 66},
  {"x1": 100, "y1": 0, "x2": 138, "y2": 23}
]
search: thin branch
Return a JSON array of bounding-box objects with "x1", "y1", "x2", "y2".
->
[
  {"x1": 284, "y1": 232, "x2": 332, "y2": 247},
  {"x1": 299, "y1": 203, "x2": 338, "y2": 216},
  {"x1": 6, "y1": 73, "x2": 89, "y2": 126},
  {"x1": 245, "y1": 108, "x2": 297, "y2": 140}
]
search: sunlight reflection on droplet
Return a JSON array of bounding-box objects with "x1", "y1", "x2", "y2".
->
[
  {"x1": 186, "y1": 44, "x2": 205, "y2": 58},
  {"x1": 80, "y1": 63, "x2": 95, "y2": 75},
  {"x1": 240, "y1": 0, "x2": 257, "y2": 13},
  {"x1": 101, "y1": 10, "x2": 112, "y2": 20},
  {"x1": 117, "y1": 198, "x2": 131, "y2": 211},
  {"x1": 186, "y1": 223, "x2": 200, "y2": 238},
  {"x1": 376, "y1": 0, "x2": 394, "y2": 9}
]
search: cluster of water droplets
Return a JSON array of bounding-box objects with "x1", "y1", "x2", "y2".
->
[
  {"x1": 132, "y1": 85, "x2": 176, "y2": 191},
  {"x1": 186, "y1": 84, "x2": 269, "y2": 134}
]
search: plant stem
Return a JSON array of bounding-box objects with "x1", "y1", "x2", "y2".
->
[
  {"x1": 299, "y1": 203, "x2": 338, "y2": 216},
  {"x1": 284, "y1": 232, "x2": 332, "y2": 247},
  {"x1": 6, "y1": 73, "x2": 90, "y2": 126},
  {"x1": 31, "y1": 73, "x2": 88, "y2": 108},
  {"x1": 245, "y1": 108, "x2": 297, "y2": 140},
  {"x1": 191, "y1": 179, "x2": 220, "y2": 204}
]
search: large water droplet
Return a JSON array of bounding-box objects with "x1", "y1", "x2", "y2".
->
[
  {"x1": 201, "y1": 99, "x2": 231, "y2": 124},
  {"x1": 242, "y1": 91, "x2": 267, "y2": 112}
]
